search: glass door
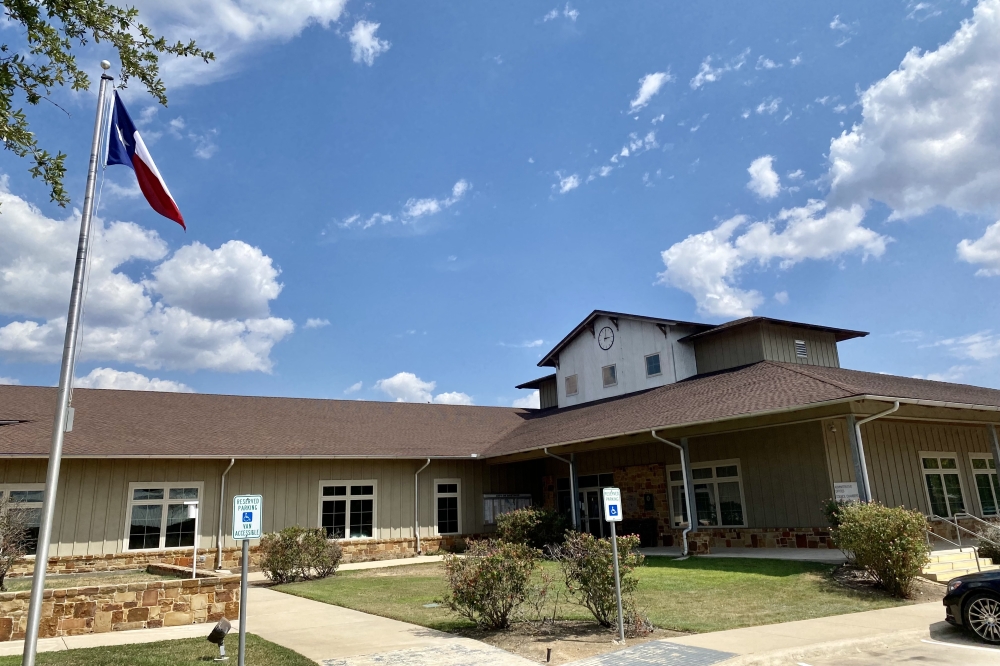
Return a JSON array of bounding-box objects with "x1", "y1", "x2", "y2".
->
[{"x1": 579, "y1": 488, "x2": 606, "y2": 538}]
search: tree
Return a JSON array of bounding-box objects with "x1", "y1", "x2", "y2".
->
[
  {"x1": 0, "y1": 1, "x2": 213, "y2": 206},
  {"x1": 0, "y1": 493, "x2": 32, "y2": 591}
]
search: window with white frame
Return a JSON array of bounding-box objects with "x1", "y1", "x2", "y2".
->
[
  {"x1": 645, "y1": 353, "x2": 662, "y2": 377},
  {"x1": 320, "y1": 481, "x2": 376, "y2": 539},
  {"x1": 668, "y1": 460, "x2": 746, "y2": 527},
  {"x1": 125, "y1": 482, "x2": 202, "y2": 551},
  {"x1": 921, "y1": 453, "x2": 966, "y2": 517},
  {"x1": 435, "y1": 479, "x2": 461, "y2": 535},
  {"x1": 970, "y1": 454, "x2": 999, "y2": 516},
  {"x1": 0, "y1": 484, "x2": 44, "y2": 555}
]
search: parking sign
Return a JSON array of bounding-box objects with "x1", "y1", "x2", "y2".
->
[
  {"x1": 232, "y1": 495, "x2": 262, "y2": 540},
  {"x1": 602, "y1": 487, "x2": 622, "y2": 522}
]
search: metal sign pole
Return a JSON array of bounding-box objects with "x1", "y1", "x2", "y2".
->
[
  {"x1": 238, "y1": 538, "x2": 249, "y2": 666},
  {"x1": 232, "y1": 494, "x2": 261, "y2": 666},
  {"x1": 610, "y1": 520, "x2": 625, "y2": 643}
]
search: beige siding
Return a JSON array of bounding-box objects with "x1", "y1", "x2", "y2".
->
[
  {"x1": 539, "y1": 378, "x2": 558, "y2": 410},
  {"x1": 760, "y1": 323, "x2": 839, "y2": 367},
  {"x1": 0, "y1": 458, "x2": 491, "y2": 557},
  {"x1": 694, "y1": 325, "x2": 764, "y2": 375}
]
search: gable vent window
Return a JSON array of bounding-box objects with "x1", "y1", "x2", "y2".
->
[
  {"x1": 602, "y1": 364, "x2": 617, "y2": 388},
  {"x1": 565, "y1": 374, "x2": 579, "y2": 396},
  {"x1": 794, "y1": 340, "x2": 808, "y2": 358}
]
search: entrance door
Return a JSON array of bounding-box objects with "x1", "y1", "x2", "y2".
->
[{"x1": 579, "y1": 488, "x2": 606, "y2": 538}]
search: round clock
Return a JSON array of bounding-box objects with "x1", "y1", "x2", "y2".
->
[{"x1": 598, "y1": 326, "x2": 615, "y2": 350}]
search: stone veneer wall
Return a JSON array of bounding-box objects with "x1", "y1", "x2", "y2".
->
[
  {"x1": 661, "y1": 527, "x2": 835, "y2": 551},
  {"x1": 0, "y1": 575, "x2": 240, "y2": 642},
  {"x1": 613, "y1": 464, "x2": 670, "y2": 543}
]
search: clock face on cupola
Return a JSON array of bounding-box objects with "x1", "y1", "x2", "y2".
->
[{"x1": 598, "y1": 326, "x2": 614, "y2": 350}]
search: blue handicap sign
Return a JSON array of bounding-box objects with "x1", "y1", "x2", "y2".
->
[
  {"x1": 242, "y1": 511, "x2": 253, "y2": 523},
  {"x1": 608, "y1": 505, "x2": 619, "y2": 516}
]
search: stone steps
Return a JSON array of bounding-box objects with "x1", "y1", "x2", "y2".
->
[{"x1": 920, "y1": 548, "x2": 997, "y2": 582}]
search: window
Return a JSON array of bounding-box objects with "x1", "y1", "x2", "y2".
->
[
  {"x1": 921, "y1": 454, "x2": 966, "y2": 517},
  {"x1": 565, "y1": 374, "x2": 579, "y2": 396},
  {"x1": 668, "y1": 461, "x2": 745, "y2": 527},
  {"x1": 0, "y1": 484, "x2": 44, "y2": 555},
  {"x1": 645, "y1": 353, "x2": 661, "y2": 377},
  {"x1": 125, "y1": 483, "x2": 202, "y2": 551},
  {"x1": 602, "y1": 364, "x2": 617, "y2": 388},
  {"x1": 319, "y1": 481, "x2": 376, "y2": 539},
  {"x1": 483, "y1": 494, "x2": 532, "y2": 525},
  {"x1": 794, "y1": 340, "x2": 808, "y2": 358},
  {"x1": 577, "y1": 473, "x2": 615, "y2": 489},
  {"x1": 971, "y1": 455, "x2": 999, "y2": 516},
  {"x1": 435, "y1": 479, "x2": 461, "y2": 535}
]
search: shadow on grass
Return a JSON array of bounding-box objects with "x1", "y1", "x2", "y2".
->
[{"x1": 642, "y1": 556, "x2": 833, "y2": 578}]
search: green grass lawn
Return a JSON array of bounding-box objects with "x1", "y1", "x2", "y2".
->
[
  {"x1": 0, "y1": 634, "x2": 311, "y2": 666},
  {"x1": 277, "y1": 557, "x2": 913, "y2": 635}
]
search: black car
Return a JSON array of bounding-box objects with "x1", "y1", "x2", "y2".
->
[{"x1": 944, "y1": 570, "x2": 1000, "y2": 644}]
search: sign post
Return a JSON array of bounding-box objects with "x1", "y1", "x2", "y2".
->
[
  {"x1": 602, "y1": 487, "x2": 625, "y2": 643},
  {"x1": 232, "y1": 495, "x2": 262, "y2": 666}
]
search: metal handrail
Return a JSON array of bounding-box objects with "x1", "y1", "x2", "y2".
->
[
  {"x1": 931, "y1": 513, "x2": 1000, "y2": 550},
  {"x1": 954, "y1": 512, "x2": 1000, "y2": 533},
  {"x1": 924, "y1": 526, "x2": 980, "y2": 572}
]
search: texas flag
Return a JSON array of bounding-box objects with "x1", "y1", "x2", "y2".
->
[{"x1": 106, "y1": 91, "x2": 185, "y2": 229}]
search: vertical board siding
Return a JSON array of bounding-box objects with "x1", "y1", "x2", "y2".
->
[
  {"x1": 694, "y1": 325, "x2": 765, "y2": 375},
  {"x1": 760, "y1": 324, "x2": 839, "y2": 367}
]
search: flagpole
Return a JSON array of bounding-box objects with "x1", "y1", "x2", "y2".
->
[{"x1": 21, "y1": 60, "x2": 113, "y2": 666}]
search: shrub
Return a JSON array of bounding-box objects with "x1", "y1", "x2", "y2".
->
[
  {"x1": 496, "y1": 507, "x2": 570, "y2": 550},
  {"x1": 259, "y1": 527, "x2": 342, "y2": 583},
  {"x1": 443, "y1": 539, "x2": 539, "y2": 630},
  {"x1": 976, "y1": 520, "x2": 1000, "y2": 562},
  {"x1": 555, "y1": 531, "x2": 647, "y2": 635},
  {"x1": 832, "y1": 502, "x2": 929, "y2": 598},
  {"x1": 822, "y1": 498, "x2": 853, "y2": 529},
  {"x1": 0, "y1": 494, "x2": 31, "y2": 591}
]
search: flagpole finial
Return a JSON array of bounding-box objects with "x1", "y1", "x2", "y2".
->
[{"x1": 100, "y1": 60, "x2": 111, "y2": 70}]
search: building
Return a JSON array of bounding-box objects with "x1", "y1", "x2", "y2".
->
[{"x1": 3, "y1": 310, "x2": 1000, "y2": 574}]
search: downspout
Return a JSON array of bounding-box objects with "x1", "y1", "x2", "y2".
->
[
  {"x1": 215, "y1": 458, "x2": 235, "y2": 570},
  {"x1": 988, "y1": 426, "x2": 1000, "y2": 482},
  {"x1": 544, "y1": 448, "x2": 579, "y2": 531},
  {"x1": 414, "y1": 458, "x2": 431, "y2": 554},
  {"x1": 852, "y1": 401, "x2": 900, "y2": 502},
  {"x1": 651, "y1": 430, "x2": 691, "y2": 556}
]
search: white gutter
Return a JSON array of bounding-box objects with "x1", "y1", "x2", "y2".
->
[
  {"x1": 414, "y1": 458, "x2": 431, "y2": 554},
  {"x1": 650, "y1": 431, "x2": 691, "y2": 556},
  {"x1": 853, "y1": 401, "x2": 899, "y2": 502},
  {"x1": 544, "y1": 448, "x2": 579, "y2": 531},
  {"x1": 215, "y1": 458, "x2": 235, "y2": 570}
]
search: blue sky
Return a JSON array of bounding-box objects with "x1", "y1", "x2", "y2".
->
[{"x1": 2, "y1": 0, "x2": 1000, "y2": 406}]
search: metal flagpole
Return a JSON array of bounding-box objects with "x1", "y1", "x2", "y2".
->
[{"x1": 22, "y1": 61, "x2": 114, "y2": 666}]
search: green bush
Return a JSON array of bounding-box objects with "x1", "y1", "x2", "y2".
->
[
  {"x1": 555, "y1": 531, "x2": 648, "y2": 635},
  {"x1": 822, "y1": 498, "x2": 853, "y2": 529},
  {"x1": 495, "y1": 507, "x2": 570, "y2": 549},
  {"x1": 259, "y1": 526, "x2": 343, "y2": 583},
  {"x1": 832, "y1": 502, "x2": 930, "y2": 598},
  {"x1": 443, "y1": 539, "x2": 539, "y2": 630},
  {"x1": 976, "y1": 520, "x2": 1000, "y2": 562}
]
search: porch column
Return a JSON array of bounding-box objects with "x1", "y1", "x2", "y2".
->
[
  {"x1": 846, "y1": 415, "x2": 872, "y2": 502},
  {"x1": 989, "y1": 425, "x2": 1000, "y2": 481}
]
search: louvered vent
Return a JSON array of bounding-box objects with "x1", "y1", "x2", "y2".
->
[
  {"x1": 794, "y1": 340, "x2": 808, "y2": 358},
  {"x1": 565, "y1": 374, "x2": 579, "y2": 396}
]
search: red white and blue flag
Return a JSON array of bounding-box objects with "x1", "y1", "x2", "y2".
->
[{"x1": 106, "y1": 91, "x2": 185, "y2": 229}]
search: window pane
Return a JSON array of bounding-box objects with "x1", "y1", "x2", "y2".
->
[
  {"x1": 350, "y1": 499, "x2": 373, "y2": 538},
  {"x1": 602, "y1": 365, "x2": 617, "y2": 387},
  {"x1": 941, "y1": 458, "x2": 958, "y2": 470},
  {"x1": 133, "y1": 488, "x2": 164, "y2": 501},
  {"x1": 669, "y1": 470, "x2": 683, "y2": 482},
  {"x1": 976, "y1": 473, "x2": 998, "y2": 516},
  {"x1": 168, "y1": 487, "x2": 198, "y2": 500},
  {"x1": 437, "y1": 484, "x2": 458, "y2": 494},
  {"x1": 925, "y1": 474, "x2": 948, "y2": 516},
  {"x1": 578, "y1": 475, "x2": 599, "y2": 488},
  {"x1": 599, "y1": 474, "x2": 615, "y2": 487},
  {"x1": 922, "y1": 458, "x2": 939, "y2": 470},
  {"x1": 973, "y1": 458, "x2": 989, "y2": 470},
  {"x1": 991, "y1": 459, "x2": 997, "y2": 470},
  {"x1": 715, "y1": 465, "x2": 738, "y2": 478},
  {"x1": 128, "y1": 504, "x2": 162, "y2": 550},
  {"x1": 351, "y1": 485, "x2": 374, "y2": 496},
  {"x1": 323, "y1": 486, "x2": 346, "y2": 496},
  {"x1": 437, "y1": 496, "x2": 459, "y2": 534},
  {"x1": 164, "y1": 504, "x2": 195, "y2": 548},
  {"x1": 9, "y1": 490, "x2": 43, "y2": 503},
  {"x1": 645, "y1": 354, "x2": 661, "y2": 376},
  {"x1": 718, "y1": 482, "x2": 744, "y2": 526},
  {"x1": 943, "y1": 473, "x2": 965, "y2": 514},
  {"x1": 322, "y1": 499, "x2": 346, "y2": 539},
  {"x1": 671, "y1": 485, "x2": 688, "y2": 526},
  {"x1": 693, "y1": 483, "x2": 718, "y2": 526},
  {"x1": 692, "y1": 468, "x2": 713, "y2": 480}
]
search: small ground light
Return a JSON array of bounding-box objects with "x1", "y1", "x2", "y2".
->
[{"x1": 207, "y1": 617, "x2": 232, "y2": 661}]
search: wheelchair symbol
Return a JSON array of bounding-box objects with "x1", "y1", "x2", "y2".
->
[
  {"x1": 608, "y1": 505, "x2": 618, "y2": 517},
  {"x1": 242, "y1": 511, "x2": 253, "y2": 523}
]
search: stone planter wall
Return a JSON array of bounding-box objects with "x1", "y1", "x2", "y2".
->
[
  {"x1": 661, "y1": 527, "x2": 836, "y2": 552},
  {"x1": 0, "y1": 575, "x2": 241, "y2": 642}
]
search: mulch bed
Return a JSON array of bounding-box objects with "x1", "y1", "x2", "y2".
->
[{"x1": 832, "y1": 563, "x2": 945, "y2": 601}]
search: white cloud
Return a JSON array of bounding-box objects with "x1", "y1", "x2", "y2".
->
[
  {"x1": 75, "y1": 367, "x2": 194, "y2": 392},
  {"x1": 340, "y1": 179, "x2": 470, "y2": 229},
  {"x1": 787, "y1": 169, "x2": 804, "y2": 180},
  {"x1": 349, "y1": 20, "x2": 391, "y2": 66},
  {"x1": 774, "y1": 291, "x2": 789, "y2": 304},
  {"x1": 0, "y1": 179, "x2": 293, "y2": 372},
  {"x1": 373, "y1": 372, "x2": 473, "y2": 405},
  {"x1": 756, "y1": 97, "x2": 782, "y2": 115},
  {"x1": 913, "y1": 365, "x2": 970, "y2": 382},
  {"x1": 305, "y1": 318, "x2": 331, "y2": 329},
  {"x1": 563, "y1": 3, "x2": 579, "y2": 21},
  {"x1": 747, "y1": 155, "x2": 781, "y2": 199},
  {"x1": 629, "y1": 71, "x2": 673, "y2": 112},
  {"x1": 0, "y1": 376, "x2": 19, "y2": 385},
  {"x1": 344, "y1": 381, "x2": 362, "y2": 394},
  {"x1": 755, "y1": 55, "x2": 781, "y2": 70},
  {"x1": 790, "y1": 54, "x2": 803, "y2": 67},
  {"x1": 830, "y1": 15, "x2": 851, "y2": 31},
  {"x1": 958, "y1": 220, "x2": 1000, "y2": 275},
  {"x1": 513, "y1": 390, "x2": 540, "y2": 409},
  {"x1": 930, "y1": 331, "x2": 1000, "y2": 361},
  {"x1": 500, "y1": 339, "x2": 544, "y2": 348},
  {"x1": 542, "y1": 8, "x2": 559, "y2": 21},
  {"x1": 832, "y1": 103, "x2": 848, "y2": 114},
  {"x1": 657, "y1": 202, "x2": 887, "y2": 317},
  {"x1": 555, "y1": 173, "x2": 581, "y2": 194},
  {"x1": 542, "y1": 3, "x2": 578, "y2": 22},
  {"x1": 689, "y1": 49, "x2": 748, "y2": 89},
  {"x1": 907, "y1": 2, "x2": 942, "y2": 21}
]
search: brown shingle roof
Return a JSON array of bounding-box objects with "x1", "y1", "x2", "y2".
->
[{"x1": 3, "y1": 362, "x2": 1000, "y2": 459}]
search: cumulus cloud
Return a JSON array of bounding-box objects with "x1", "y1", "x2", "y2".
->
[
  {"x1": 755, "y1": 55, "x2": 781, "y2": 70},
  {"x1": 658, "y1": 202, "x2": 887, "y2": 317},
  {"x1": 542, "y1": 3, "x2": 578, "y2": 22},
  {"x1": 0, "y1": 376, "x2": 19, "y2": 385},
  {"x1": 629, "y1": 71, "x2": 673, "y2": 112},
  {"x1": 339, "y1": 179, "x2": 471, "y2": 229},
  {"x1": 0, "y1": 179, "x2": 293, "y2": 372},
  {"x1": 349, "y1": 20, "x2": 391, "y2": 66},
  {"x1": 344, "y1": 381, "x2": 362, "y2": 394},
  {"x1": 690, "y1": 49, "x2": 748, "y2": 89},
  {"x1": 374, "y1": 372, "x2": 473, "y2": 405},
  {"x1": 756, "y1": 97, "x2": 782, "y2": 115},
  {"x1": 304, "y1": 318, "x2": 331, "y2": 328},
  {"x1": 958, "y1": 220, "x2": 1000, "y2": 275},
  {"x1": 930, "y1": 331, "x2": 1000, "y2": 360},
  {"x1": 75, "y1": 367, "x2": 194, "y2": 392},
  {"x1": 555, "y1": 173, "x2": 581, "y2": 194},
  {"x1": 747, "y1": 156, "x2": 781, "y2": 199},
  {"x1": 513, "y1": 390, "x2": 540, "y2": 409}
]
